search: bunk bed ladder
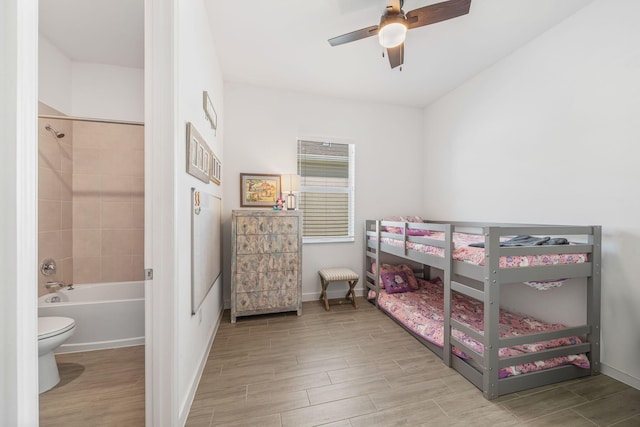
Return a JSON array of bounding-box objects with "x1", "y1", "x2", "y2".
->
[{"x1": 483, "y1": 227, "x2": 501, "y2": 400}]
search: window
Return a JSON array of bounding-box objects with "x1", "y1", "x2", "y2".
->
[{"x1": 297, "y1": 138, "x2": 355, "y2": 243}]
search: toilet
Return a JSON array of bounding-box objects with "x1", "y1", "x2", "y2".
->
[{"x1": 38, "y1": 316, "x2": 76, "y2": 393}]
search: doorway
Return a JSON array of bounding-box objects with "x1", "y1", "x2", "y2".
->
[{"x1": 37, "y1": 0, "x2": 146, "y2": 424}]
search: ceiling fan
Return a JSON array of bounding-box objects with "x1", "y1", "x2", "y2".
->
[{"x1": 328, "y1": 0, "x2": 471, "y2": 69}]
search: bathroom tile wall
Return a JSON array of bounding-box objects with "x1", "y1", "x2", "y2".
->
[
  {"x1": 38, "y1": 102, "x2": 144, "y2": 294},
  {"x1": 38, "y1": 107, "x2": 74, "y2": 296},
  {"x1": 72, "y1": 121, "x2": 144, "y2": 284}
]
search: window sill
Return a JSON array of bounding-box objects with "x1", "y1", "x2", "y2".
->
[{"x1": 303, "y1": 236, "x2": 355, "y2": 244}]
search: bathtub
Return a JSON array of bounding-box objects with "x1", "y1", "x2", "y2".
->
[{"x1": 38, "y1": 281, "x2": 145, "y2": 354}]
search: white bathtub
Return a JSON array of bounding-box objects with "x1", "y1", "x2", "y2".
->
[{"x1": 38, "y1": 281, "x2": 145, "y2": 354}]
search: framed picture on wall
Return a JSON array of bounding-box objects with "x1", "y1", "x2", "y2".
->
[
  {"x1": 240, "y1": 173, "x2": 281, "y2": 208},
  {"x1": 203, "y1": 91, "x2": 217, "y2": 134},
  {"x1": 210, "y1": 152, "x2": 222, "y2": 185},
  {"x1": 186, "y1": 122, "x2": 212, "y2": 184}
]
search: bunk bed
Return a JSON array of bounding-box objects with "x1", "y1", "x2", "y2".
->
[{"x1": 364, "y1": 218, "x2": 601, "y2": 400}]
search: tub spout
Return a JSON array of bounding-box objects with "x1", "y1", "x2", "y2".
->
[
  {"x1": 67, "y1": 283, "x2": 74, "y2": 290},
  {"x1": 45, "y1": 281, "x2": 65, "y2": 290}
]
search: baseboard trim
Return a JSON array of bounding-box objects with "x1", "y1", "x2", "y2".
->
[
  {"x1": 601, "y1": 363, "x2": 640, "y2": 390},
  {"x1": 178, "y1": 306, "x2": 224, "y2": 425}
]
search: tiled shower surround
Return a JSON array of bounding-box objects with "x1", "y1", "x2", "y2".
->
[
  {"x1": 38, "y1": 105, "x2": 144, "y2": 296},
  {"x1": 38, "y1": 111, "x2": 73, "y2": 295}
]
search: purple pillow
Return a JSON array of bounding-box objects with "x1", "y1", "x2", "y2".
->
[{"x1": 380, "y1": 271, "x2": 412, "y2": 294}]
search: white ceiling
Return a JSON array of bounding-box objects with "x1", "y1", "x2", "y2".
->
[{"x1": 39, "y1": 0, "x2": 593, "y2": 108}]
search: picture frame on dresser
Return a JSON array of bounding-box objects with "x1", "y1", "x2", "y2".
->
[{"x1": 240, "y1": 173, "x2": 281, "y2": 208}]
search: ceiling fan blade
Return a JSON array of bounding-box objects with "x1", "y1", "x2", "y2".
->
[
  {"x1": 406, "y1": 0, "x2": 471, "y2": 30},
  {"x1": 328, "y1": 25, "x2": 379, "y2": 46},
  {"x1": 387, "y1": 43, "x2": 404, "y2": 69}
]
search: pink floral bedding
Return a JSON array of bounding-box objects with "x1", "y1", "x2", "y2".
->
[
  {"x1": 373, "y1": 278, "x2": 590, "y2": 378},
  {"x1": 378, "y1": 231, "x2": 588, "y2": 268}
]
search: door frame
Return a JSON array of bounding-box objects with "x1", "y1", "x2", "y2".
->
[
  {"x1": 6, "y1": 0, "x2": 180, "y2": 424},
  {"x1": 2, "y1": 0, "x2": 39, "y2": 425},
  {"x1": 144, "y1": 0, "x2": 179, "y2": 425}
]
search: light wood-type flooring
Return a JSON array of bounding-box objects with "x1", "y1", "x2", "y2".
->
[
  {"x1": 39, "y1": 344, "x2": 145, "y2": 426},
  {"x1": 41, "y1": 301, "x2": 640, "y2": 426}
]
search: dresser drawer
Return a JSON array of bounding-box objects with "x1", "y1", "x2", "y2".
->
[
  {"x1": 235, "y1": 271, "x2": 297, "y2": 293},
  {"x1": 236, "y1": 288, "x2": 299, "y2": 311},
  {"x1": 236, "y1": 253, "x2": 298, "y2": 274},
  {"x1": 236, "y1": 234, "x2": 299, "y2": 255},
  {"x1": 236, "y1": 216, "x2": 298, "y2": 235},
  {"x1": 236, "y1": 254, "x2": 270, "y2": 274},
  {"x1": 268, "y1": 253, "x2": 299, "y2": 271}
]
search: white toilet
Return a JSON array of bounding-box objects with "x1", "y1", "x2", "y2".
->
[{"x1": 38, "y1": 316, "x2": 76, "y2": 393}]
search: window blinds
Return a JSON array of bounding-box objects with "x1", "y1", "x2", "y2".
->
[{"x1": 297, "y1": 140, "x2": 354, "y2": 240}]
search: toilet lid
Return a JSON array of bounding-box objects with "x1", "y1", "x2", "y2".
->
[{"x1": 38, "y1": 316, "x2": 75, "y2": 340}]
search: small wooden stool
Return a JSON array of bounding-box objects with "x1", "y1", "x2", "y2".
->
[{"x1": 318, "y1": 267, "x2": 359, "y2": 311}]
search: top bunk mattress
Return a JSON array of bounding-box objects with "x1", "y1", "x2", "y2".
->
[{"x1": 377, "y1": 231, "x2": 587, "y2": 268}]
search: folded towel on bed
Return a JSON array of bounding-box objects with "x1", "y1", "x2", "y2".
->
[{"x1": 469, "y1": 235, "x2": 569, "y2": 248}]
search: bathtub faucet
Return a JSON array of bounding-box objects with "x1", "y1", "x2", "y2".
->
[
  {"x1": 45, "y1": 281, "x2": 65, "y2": 291},
  {"x1": 67, "y1": 283, "x2": 74, "y2": 290}
]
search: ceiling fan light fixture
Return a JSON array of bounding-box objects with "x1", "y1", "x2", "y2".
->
[
  {"x1": 378, "y1": 15, "x2": 407, "y2": 48},
  {"x1": 328, "y1": 0, "x2": 472, "y2": 69}
]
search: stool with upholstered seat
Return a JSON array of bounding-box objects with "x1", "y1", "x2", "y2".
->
[{"x1": 318, "y1": 267, "x2": 359, "y2": 311}]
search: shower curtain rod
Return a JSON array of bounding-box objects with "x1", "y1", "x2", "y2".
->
[{"x1": 38, "y1": 114, "x2": 143, "y2": 126}]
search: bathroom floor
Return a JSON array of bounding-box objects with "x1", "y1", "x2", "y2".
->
[{"x1": 39, "y1": 345, "x2": 144, "y2": 427}]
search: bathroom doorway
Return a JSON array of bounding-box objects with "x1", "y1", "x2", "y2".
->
[{"x1": 37, "y1": 0, "x2": 146, "y2": 424}]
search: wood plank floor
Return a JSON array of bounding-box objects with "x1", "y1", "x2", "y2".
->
[
  {"x1": 188, "y1": 301, "x2": 640, "y2": 427},
  {"x1": 39, "y1": 301, "x2": 640, "y2": 426},
  {"x1": 39, "y1": 345, "x2": 145, "y2": 427}
]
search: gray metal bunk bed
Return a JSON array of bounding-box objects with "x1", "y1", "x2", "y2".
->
[{"x1": 364, "y1": 219, "x2": 601, "y2": 400}]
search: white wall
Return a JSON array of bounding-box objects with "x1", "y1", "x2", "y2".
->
[
  {"x1": 71, "y1": 63, "x2": 144, "y2": 122},
  {"x1": 176, "y1": 0, "x2": 225, "y2": 423},
  {"x1": 38, "y1": 34, "x2": 72, "y2": 114},
  {"x1": 38, "y1": 35, "x2": 143, "y2": 122},
  {"x1": 423, "y1": 0, "x2": 640, "y2": 388},
  {"x1": 223, "y1": 83, "x2": 424, "y2": 304}
]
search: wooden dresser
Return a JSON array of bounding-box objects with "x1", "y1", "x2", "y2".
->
[{"x1": 231, "y1": 210, "x2": 302, "y2": 323}]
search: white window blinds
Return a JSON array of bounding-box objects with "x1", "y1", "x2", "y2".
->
[{"x1": 297, "y1": 139, "x2": 355, "y2": 243}]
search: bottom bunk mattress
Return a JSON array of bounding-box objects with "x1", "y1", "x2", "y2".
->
[{"x1": 372, "y1": 278, "x2": 590, "y2": 379}]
